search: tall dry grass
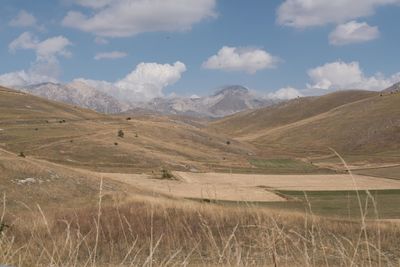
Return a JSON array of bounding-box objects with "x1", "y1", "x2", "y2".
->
[
  {"x1": 1, "y1": 151, "x2": 400, "y2": 266},
  {"x1": 1, "y1": 188, "x2": 400, "y2": 267}
]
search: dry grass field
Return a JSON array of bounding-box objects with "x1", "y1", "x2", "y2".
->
[
  {"x1": 175, "y1": 171, "x2": 400, "y2": 191},
  {"x1": 1, "y1": 191, "x2": 400, "y2": 266},
  {"x1": 1, "y1": 86, "x2": 400, "y2": 266}
]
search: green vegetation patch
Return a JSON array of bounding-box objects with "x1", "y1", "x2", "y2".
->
[
  {"x1": 249, "y1": 158, "x2": 332, "y2": 174},
  {"x1": 265, "y1": 189, "x2": 400, "y2": 219},
  {"x1": 355, "y1": 166, "x2": 400, "y2": 180},
  {"x1": 197, "y1": 189, "x2": 400, "y2": 220}
]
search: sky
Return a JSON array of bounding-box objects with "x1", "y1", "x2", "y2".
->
[{"x1": 0, "y1": 0, "x2": 399, "y2": 101}]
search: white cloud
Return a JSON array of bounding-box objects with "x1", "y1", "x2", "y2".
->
[
  {"x1": 202, "y1": 46, "x2": 279, "y2": 74},
  {"x1": 9, "y1": 10, "x2": 44, "y2": 31},
  {"x1": 75, "y1": 61, "x2": 187, "y2": 102},
  {"x1": 115, "y1": 61, "x2": 186, "y2": 101},
  {"x1": 307, "y1": 61, "x2": 400, "y2": 91},
  {"x1": 94, "y1": 36, "x2": 109, "y2": 45},
  {"x1": 94, "y1": 51, "x2": 127, "y2": 60},
  {"x1": 268, "y1": 87, "x2": 303, "y2": 100},
  {"x1": 329, "y1": 21, "x2": 379, "y2": 45},
  {"x1": 0, "y1": 33, "x2": 72, "y2": 87},
  {"x1": 9, "y1": 32, "x2": 72, "y2": 60},
  {"x1": 62, "y1": 0, "x2": 217, "y2": 37},
  {"x1": 9, "y1": 10, "x2": 37, "y2": 27},
  {"x1": 277, "y1": 0, "x2": 400, "y2": 28},
  {"x1": 0, "y1": 70, "x2": 57, "y2": 87},
  {"x1": 9, "y1": 32, "x2": 39, "y2": 52}
]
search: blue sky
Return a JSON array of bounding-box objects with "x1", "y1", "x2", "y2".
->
[{"x1": 0, "y1": 0, "x2": 399, "y2": 100}]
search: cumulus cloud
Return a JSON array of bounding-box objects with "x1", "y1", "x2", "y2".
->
[
  {"x1": 62, "y1": 0, "x2": 216, "y2": 37},
  {"x1": 9, "y1": 10, "x2": 37, "y2": 28},
  {"x1": 277, "y1": 0, "x2": 400, "y2": 28},
  {"x1": 75, "y1": 61, "x2": 187, "y2": 102},
  {"x1": 0, "y1": 70, "x2": 57, "y2": 88},
  {"x1": 9, "y1": 32, "x2": 39, "y2": 52},
  {"x1": 268, "y1": 87, "x2": 303, "y2": 100},
  {"x1": 329, "y1": 21, "x2": 379, "y2": 45},
  {"x1": 0, "y1": 32, "x2": 72, "y2": 87},
  {"x1": 202, "y1": 46, "x2": 279, "y2": 74},
  {"x1": 9, "y1": 32, "x2": 71, "y2": 60},
  {"x1": 94, "y1": 51, "x2": 127, "y2": 60},
  {"x1": 115, "y1": 61, "x2": 186, "y2": 101},
  {"x1": 307, "y1": 61, "x2": 400, "y2": 91}
]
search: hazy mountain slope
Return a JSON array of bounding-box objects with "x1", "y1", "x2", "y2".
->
[
  {"x1": 20, "y1": 81, "x2": 124, "y2": 114},
  {"x1": 210, "y1": 90, "x2": 377, "y2": 136},
  {"x1": 133, "y1": 85, "x2": 274, "y2": 117},
  {"x1": 383, "y1": 82, "x2": 400, "y2": 93}
]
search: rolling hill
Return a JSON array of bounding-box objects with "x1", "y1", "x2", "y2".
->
[
  {"x1": 0, "y1": 86, "x2": 255, "y2": 174},
  {"x1": 211, "y1": 90, "x2": 400, "y2": 162}
]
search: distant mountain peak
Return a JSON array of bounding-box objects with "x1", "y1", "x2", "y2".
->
[{"x1": 213, "y1": 85, "x2": 249, "y2": 96}]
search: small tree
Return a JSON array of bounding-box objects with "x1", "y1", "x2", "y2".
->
[
  {"x1": 18, "y1": 152, "x2": 26, "y2": 158},
  {"x1": 118, "y1": 130, "x2": 124, "y2": 138}
]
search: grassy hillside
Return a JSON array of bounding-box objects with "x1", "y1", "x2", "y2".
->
[
  {"x1": 210, "y1": 90, "x2": 377, "y2": 136},
  {"x1": 0, "y1": 147, "x2": 130, "y2": 211},
  {"x1": 0, "y1": 86, "x2": 255, "y2": 173},
  {"x1": 211, "y1": 90, "x2": 400, "y2": 163}
]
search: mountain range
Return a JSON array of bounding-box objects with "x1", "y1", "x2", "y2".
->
[
  {"x1": 16, "y1": 82, "x2": 274, "y2": 117},
  {"x1": 20, "y1": 81, "x2": 125, "y2": 114},
  {"x1": 129, "y1": 85, "x2": 275, "y2": 117}
]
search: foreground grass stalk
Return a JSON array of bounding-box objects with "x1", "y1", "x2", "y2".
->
[{"x1": 93, "y1": 177, "x2": 103, "y2": 267}]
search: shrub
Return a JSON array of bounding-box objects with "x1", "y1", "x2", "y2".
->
[
  {"x1": 161, "y1": 168, "x2": 174, "y2": 179},
  {"x1": 0, "y1": 221, "x2": 9, "y2": 235},
  {"x1": 118, "y1": 130, "x2": 124, "y2": 138}
]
